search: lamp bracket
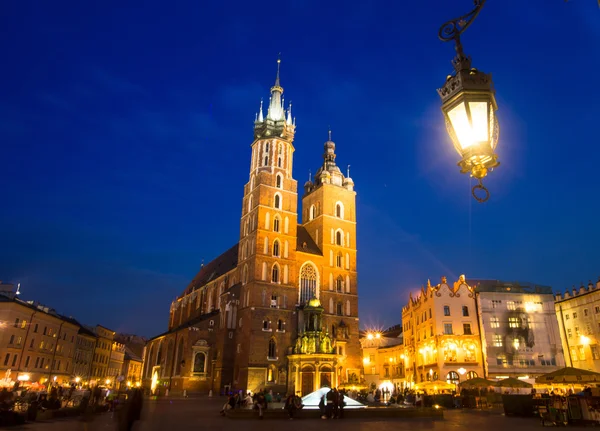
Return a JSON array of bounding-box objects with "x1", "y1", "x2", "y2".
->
[
  {"x1": 472, "y1": 178, "x2": 490, "y2": 203},
  {"x1": 438, "y1": 0, "x2": 486, "y2": 68}
]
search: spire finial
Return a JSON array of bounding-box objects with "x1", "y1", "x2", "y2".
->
[
  {"x1": 275, "y1": 53, "x2": 281, "y2": 87},
  {"x1": 308, "y1": 169, "x2": 312, "y2": 182},
  {"x1": 328, "y1": 126, "x2": 332, "y2": 141},
  {"x1": 347, "y1": 165, "x2": 351, "y2": 178}
]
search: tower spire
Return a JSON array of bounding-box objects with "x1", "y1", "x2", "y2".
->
[
  {"x1": 267, "y1": 56, "x2": 284, "y2": 121},
  {"x1": 258, "y1": 98, "x2": 264, "y2": 122},
  {"x1": 328, "y1": 126, "x2": 332, "y2": 141}
]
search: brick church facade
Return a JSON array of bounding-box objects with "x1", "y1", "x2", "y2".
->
[{"x1": 142, "y1": 61, "x2": 362, "y2": 396}]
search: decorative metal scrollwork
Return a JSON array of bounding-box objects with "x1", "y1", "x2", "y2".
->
[{"x1": 439, "y1": 0, "x2": 486, "y2": 44}]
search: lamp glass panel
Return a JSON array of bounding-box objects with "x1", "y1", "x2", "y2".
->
[
  {"x1": 447, "y1": 102, "x2": 473, "y2": 150},
  {"x1": 468, "y1": 101, "x2": 489, "y2": 143}
]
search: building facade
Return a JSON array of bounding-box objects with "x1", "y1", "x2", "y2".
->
[
  {"x1": 402, "y1": 276, "x2": 484, "y2": 388},
  {"x1": 73, "y1": 325, "x2": 97, "y2": 385},
  {"x1": 143, "y1": 61, "x2": 362, "y2": 396},
  {"x1": 360, "y1": 326, "x2": 404, "y2": 393},
  {"x1": 555, "y1": 280, "x2": 600, "y2": 372},
  {"x1": 89, "y1": 325, "x2": 115, "y2": 384},
  {"x1": 474, "y1": 279, "x2": 565, "y2": 379},
  {"x1": 0, "y1": 292, "x2": 79, "y2": 386}
]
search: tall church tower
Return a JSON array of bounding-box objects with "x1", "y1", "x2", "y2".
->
[{"x1": 233, "y1": 59, "x2": 300, "y2": 391}]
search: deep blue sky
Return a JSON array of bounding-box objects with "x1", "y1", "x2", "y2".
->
[{"x1": 1, "y1": 1, "x2": 599, "y2": 337}]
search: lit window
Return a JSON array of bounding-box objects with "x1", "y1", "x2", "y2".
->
[
  {"x1": 508, "y1": 317, "x2": 520, "y2": 328},
  {"x1": 507, "y1": 301, "x2": 516, "y2": 310},
  {"x1": 493, "y1": 335, "x2": 503, "y2": 347},
  {"x1": 579, "y1": 346, "x2": 586, "y2": 360},
  {"x1": 490, "y1": 317, "x2": 500, "y2": 328}
]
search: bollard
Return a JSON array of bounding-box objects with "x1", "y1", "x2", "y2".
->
[
  {"x1": 208, "y1": 390, "x2": 213, "y2": 397},
  {"x1": 183, "y1": 390, "x2": 187, "y2": 398}
]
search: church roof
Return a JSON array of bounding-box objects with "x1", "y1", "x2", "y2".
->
[
  {"x1": 296, "y1": 226, "x2": 322, "y2": 255},
  {"x1": 181, "y1": 244, "x2": 239, "y2": 297}
]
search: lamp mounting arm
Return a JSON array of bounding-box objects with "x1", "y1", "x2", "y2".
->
[{"x1": 438, "y1": 0, "x2": 486, "y2": 58}]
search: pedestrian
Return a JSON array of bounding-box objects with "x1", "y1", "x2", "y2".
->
[
  {"x1": 284, "y1": 393, "x2": 296, "y2": 419},
  {"x1": 116, "y1": 388, "x2": 143, "y2": 431}
]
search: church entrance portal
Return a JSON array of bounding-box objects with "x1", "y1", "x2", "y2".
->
[{"x1": 301, "y1": 372, "x2": 314, "y2": 396}]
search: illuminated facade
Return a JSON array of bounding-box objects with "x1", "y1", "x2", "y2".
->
[
  {"x1": 360, "y1": 327, "x2": 404, "y2": 391},
  {"x1": 402, "y1": 276, "x2": 484, "y2": 387},
  {"x1": 555, "y1": 280, "x2": 600, "y2": 372},
  {"x1": 0, "y1": 289, "x2": 79, "y2": 386},
  {"x1": 143, "y1": 61, "x2": 362, "y2": 396},
  {"x1": 474, "y1": 280, "x2": 565, "y2": 379}
]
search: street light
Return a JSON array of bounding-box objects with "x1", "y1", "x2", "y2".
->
[{"x1": 437, "y1": 0, "x2": 499, "y2": 203}]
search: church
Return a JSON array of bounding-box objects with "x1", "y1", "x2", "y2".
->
[{"x1": 142, "y1": 60, "x2": 362, "y2": 396}]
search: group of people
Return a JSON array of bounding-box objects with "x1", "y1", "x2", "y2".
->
[{"x1": 318, "y1": 388, "x2": 346, "y2": 419}]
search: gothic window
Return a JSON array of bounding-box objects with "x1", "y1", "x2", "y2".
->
[
  {"x1": 277, "y1": 319, "x2": 284, "y2": 331},
  {"x1": 299, "y1": 263, "x2": 318, "y2": 304},
  {"x1": 336, "y1": 276, "x2": 344, "y2": 292},
  {"x1": 309, "y1": 205, "x2": 316, "y2": 220},
  {"x1": 336, "y1": 202, "x2": 344, "y2": 219},
  {"x1": 265, "y1": 142, "x2": 269, "y2": 152},
  {"x1": 267, "y1": 365, "x2": 276, "y2": 382},
  {"x1": 193, "y1": 352, "x2": 206, "y2": 373},
  {"x1": 274, "y1": 194, "x2": 281, "y2": 209},
  {"x1": 272, "y1": 264, "x2": 280, "y2": 283},
  {"x1": 247, "y1": 195, "x2": 253, "y2": 214},
  {"x1": 268, "y1": 339, "x2": 276, "y2": 359},
  {"x1": 336, "y1": 253, "x2": 342, "y2": 268},
  {"x1": 264, "y1": 156, "x2": 269, "y2": 166},
  {"x1": 276, "y1": 174, "x2": 282, "y2": 189},
  {"x1": 175, "y1": 338, "x2": 184, "y2": 375},
  {"x1": 336, "y1": 302, "x2": 343, "y2": 316},
  {"x1": 156, "y1": 343, "x2": 163, "y2": 366},
  {"x1": 273, "y1": 240, "x2": 280, "y2": 257},
  {"x1": 278, "y1": 156, "x2": 282, "y2": 167},
  {"x1": 336, "y1": 230, "x2": 343, "y2": 246},
  {"x1": 263, "y1": 320, "x2": 271, "y2": 330},
  {"x1": 273, "y1": 216, "x2": 280, "y2": 232}
]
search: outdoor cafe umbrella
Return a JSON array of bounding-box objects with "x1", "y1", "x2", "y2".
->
[
  {"x1": 535, "y1": 367, "x2": 600, "y2": 385},
  {"x1": 495, "y1": 377, "x2": 532, "y2": 388},
  {"x1": 460, "y1": 377, "x2": 497, "y2": 388}
]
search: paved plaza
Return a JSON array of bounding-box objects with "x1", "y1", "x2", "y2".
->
[{"x1": 11, "y1": 397, "x2": 542, "y2": 431}]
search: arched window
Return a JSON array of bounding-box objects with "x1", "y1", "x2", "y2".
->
[
  {"x1": 336, "y1": 202, "x2": 344, "y2": 219},
  {"x1": 247, "y1": 195, "x2": 253, "y2": 214},
  {"x1": 264, "y1": 156, "x2": 269, "y2": 166},
  {"x1": 277, "y1": 156, "x2": 282, "y2": 168},
  {"x1": 273, "y1": 240, "x2": 280, "y2": 257},
  {"x1": 336, "y1": 302, "x2": 343, "y2": 316},
  {"x1": 175, "y1": 338, "x2": 184, "y2": 375},
  {"x1": 336, "y1": 276, "x2": 344, "y2": 292},
  {"x1": 277, "y1": 319, "x2": 284, "y2": 331},
  {"x1": 466, "y1": 371, "x2": 478, "y2": 380},
  {"x1": 446, "y1": 371, "x2": 460, "y2": 385},
  {"x1": 299, "y1": 263, "x2": 318, "y2": 304},
  {"x1": 336, "y1": 230, "x2": 343, "y2": 246},
  {"x1": 336, "y1": 253, "x2": 342, "y2": 268},
  {"x1": 156, "y1": 343, "x2": 163, "y2": 366},
  {"x1": 268, "y1": 339, "x2": 277, "y2": 359},
  {"x1": 274, "y1": 193, "x2": 281, "y2": 209},
  {"x1": 194, "y1": 352, "x2": 206, "y2": 373},
  {"x1": 309, "y1": 205, "x2": 316, "y2": 221},
  {"x1": 242, "y1": 265, "x2": 248, "y2": 285},
  {"x1": 267, "y1": 365, "x2": 276, "y2": 382},
  {"x1": 276, "y1": 174, "x2": 282, "y2": 189},
  {"x1": 273, "y1": 216, "x2": 280, "y2": 232},
  {"x1": 272, "y1": 264, "x2": 279, "y2": 283},
  {"x1": 265, "y1": 142, "x2": 269, "y2": 152}
]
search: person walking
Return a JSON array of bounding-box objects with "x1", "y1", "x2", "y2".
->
[{"x1": 116, "y1": 388, "x2": 143, "y2": 431}]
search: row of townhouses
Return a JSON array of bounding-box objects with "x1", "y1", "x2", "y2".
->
[
  {"x1": 0, "y1": 281, "x2": 145, "y2": 389},
  {"x1": 362, "y1": 276, "x2": 600, "y2": 391}
]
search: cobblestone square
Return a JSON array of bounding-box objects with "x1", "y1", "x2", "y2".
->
[{"x1": 10, "y1": 397, "x2": 543, "y2": 431}]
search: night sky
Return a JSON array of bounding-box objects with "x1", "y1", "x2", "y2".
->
[{"x1": 1, "y1": 1, "x2": 599, "y2": 337}]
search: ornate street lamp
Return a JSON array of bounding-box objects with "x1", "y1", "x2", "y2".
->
[{"x1": 437, "y1": 0, "x2": 499, "y2": 203}]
